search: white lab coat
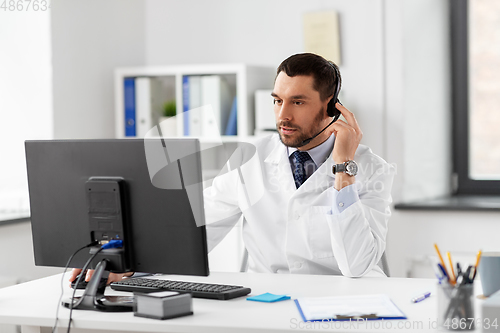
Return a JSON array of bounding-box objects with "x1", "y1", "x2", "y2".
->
[{"x1": 204, "y1": 134, "x2": 395, "y2": 277}]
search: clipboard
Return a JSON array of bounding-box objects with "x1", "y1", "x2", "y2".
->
[{"x1": 294, "y1": 294, "x2": 407, "y2": 322}]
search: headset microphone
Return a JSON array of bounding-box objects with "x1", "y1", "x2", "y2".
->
[{"x1": 298, "y1": 111, "x2": 340, "y2": 147}]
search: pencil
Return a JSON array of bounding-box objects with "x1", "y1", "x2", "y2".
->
[
  {"x1": 446, "y1": 252, "x2": 456, "y2": 285},
  {"x1": 434, "y1": 244, "x2": 449, "y2": 281},
  {"x1": 472, "y1": 250, "x2": 482, "y2": 280}
]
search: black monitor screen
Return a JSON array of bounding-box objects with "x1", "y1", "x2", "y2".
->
[{"x1": 25, "y1": 138, "x2": 209, "y2": 277}]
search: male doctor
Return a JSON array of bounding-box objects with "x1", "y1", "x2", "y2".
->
[
  {"x1": 70, "y1": 53, "x2": 394, "y2": 284},
  {"x1": 204, "y1": 53, "x2": 394, "y2": 277}
]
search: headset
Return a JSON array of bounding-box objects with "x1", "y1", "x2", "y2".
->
[
  {"x1": 299, "y1": 61, "x2": 342, "y2": 147},
  {"x1": 326, "y1": 61, "x2": 342, "y2": 118}
]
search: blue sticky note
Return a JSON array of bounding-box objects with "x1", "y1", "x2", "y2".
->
[{"x1": 247, "y1": 293, "x2": 291, "y2": 303}]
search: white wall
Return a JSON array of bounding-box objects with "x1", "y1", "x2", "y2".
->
[
  {"x1": 51, "y1": 0, "x2": 146, "y2": 139},
  {"x1": 0, "y1": 222, "x2": 63, "y2": 283}
]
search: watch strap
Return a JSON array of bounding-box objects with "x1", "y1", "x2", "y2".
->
[
  {"x1": 332, "y1": 163, "x2": 346, "y2": 174},
  {"x1": 333, "y1": 160, "x2": 358, "y2": 176}
]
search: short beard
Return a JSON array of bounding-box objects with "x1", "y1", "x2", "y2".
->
[{"x1": 277, "y1": 107, "x2": 327, "y2": 148}]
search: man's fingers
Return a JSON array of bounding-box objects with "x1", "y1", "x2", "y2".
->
[
  {"x1": 332, "y1": 118, "x2": 348, "y2": 127},
  {"x1": 327, "y1": 117, "x2": 363, "y2": 143},
  {"x1": 335, "y1": 103, "x2": 362, "y2": 134},
  {"x1": 70, "y1": 270, "x2": 129, "y2": 285},
  {"x1": 325, "y1": 119, "x2": 348, "y2": 136},
  {"x1": 107, "y1": 273, "x2": 124, "y2": 284},
  {"x1": 85, "y1": 270, "x2": 94, "y2": 282},
  {"x1": 329, "y1": 118, "x2": 356, "y2": 134},
  {"x1": 69, "y1": 269, "x2": 129, "y2": 285},
  {"x1": 106, "y1": 272, "x2": 134, "y2": 285},
  {"x1": 69, "y1": 268, "x2": 82, "y2": 282}
]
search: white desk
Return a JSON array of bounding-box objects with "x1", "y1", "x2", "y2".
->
[{"x1": 0, "y1": 272, "x2": 487, "y2": 333}]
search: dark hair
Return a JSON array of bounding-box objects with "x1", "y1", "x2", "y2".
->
[{"x1": 276, "y1": 53, "x2": 341, "y2": 102}]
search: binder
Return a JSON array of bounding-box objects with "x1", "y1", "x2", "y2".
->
[
  {"x1": 188, "y1": 76, "x2": 202, "y2": 136},
  {"x1": 224, "y1": 96, "x2": 237, "y2": 136},
  {"x1": 201, "y1": 75, "x2": 232, "y2": 137},
  {"x1": 182, "y1": 75, "x2": 190, "y2": 136},
  {"x1": 124, "y1": 78, "x2": 136, "y2": 137},
  {"x1": 294, "y1": 294, "x2": 407, "y2": 322},
  {"x1": 136, "y1": 77, "x2": 164, "y2": 138},
  {"x1": 135, "y1": 77, "x2": 153, "y2": 138}
]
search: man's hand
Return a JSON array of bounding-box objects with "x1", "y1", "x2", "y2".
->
[
  {"x1": 69, "y1": 268, "x2": 133, "y2": 286},
  {"x1": 328, "y1": 103, "x2": 363, "y2": 163},
  {"x1": 327, "y1": 103, "x2": 363, "y2": 190}
]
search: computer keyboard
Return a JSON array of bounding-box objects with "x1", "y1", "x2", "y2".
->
[{"x1": 110, "y1": 277, "x2": 251, "y2": 300}]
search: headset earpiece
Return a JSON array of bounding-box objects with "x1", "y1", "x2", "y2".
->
[
  {"x1": 326, "y1": 97, "x2": 341, "y2": 118},
  {"x1": 327, "y1": 61, "x2": 342, "y2": 118}
]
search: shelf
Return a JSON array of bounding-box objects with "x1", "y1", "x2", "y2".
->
[
  {"x1": 0, "y1": 213, "x2": 30, "y2": 225},
  {"x1": 140, "y1": 135, "x2": 256, "y2": 143},
  {"x1": 394, "y1": 195, "x2": 500, "y2": 212},
  {"x1": 114, "y1": 64, "x2": 276, "y2": 140}
]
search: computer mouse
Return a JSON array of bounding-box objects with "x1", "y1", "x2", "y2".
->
[{"x1": 71, "y1": 272, "x2": 108, "y2": 290}]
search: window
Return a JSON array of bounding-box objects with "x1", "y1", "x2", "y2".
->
[
  {"x1": 0, "y1": 11, "x2": 52, "y2": 220},
  {"x1": 451, "y1": 0, "x2": 500, "y2": 194}
]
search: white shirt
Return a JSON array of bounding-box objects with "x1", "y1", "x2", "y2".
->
[{"x1": 204, "y1": 134, "x2": 395, "y2": 277}]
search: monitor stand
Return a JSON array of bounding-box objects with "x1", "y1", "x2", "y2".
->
[{"x1": 62, "y1": 259, "x2": 134, "y2": 312}]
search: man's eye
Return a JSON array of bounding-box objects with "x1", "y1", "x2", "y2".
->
[
  {"x1": 294, "y1": 101, "x2": 304, "y2": 105},
  {"x1": 273, "y1": 99, "x2": 282, "y2": 105}
]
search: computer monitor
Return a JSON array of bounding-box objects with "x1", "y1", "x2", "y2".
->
[{"x1": 25, "y1": 138, "x2": 209, "y2": 311}]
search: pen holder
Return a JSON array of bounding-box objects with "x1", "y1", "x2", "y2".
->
[{"x1": 437, "y1": 283, "x2": 475, "y2": 331}]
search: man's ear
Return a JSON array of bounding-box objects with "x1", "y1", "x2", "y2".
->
[{"x1": 324, "y1": 95, "x2": 334, "y2": 117}]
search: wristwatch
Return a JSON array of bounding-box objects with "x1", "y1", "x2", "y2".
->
[{"x1": 332, "y1": 160, "x2": 358, "y2": 176}]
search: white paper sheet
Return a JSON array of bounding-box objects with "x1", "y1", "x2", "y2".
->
[{"x1": 295, "y1": 294, "x2": 406, "y2": 321}]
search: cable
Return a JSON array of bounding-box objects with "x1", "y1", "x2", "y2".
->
[
  {"x1": 67, "y1": 247, "x2": 103, "y2": 333},
  {"x1": 66, "y1": 240, "x2": 123, "y2": 333},
  {"x1": 52, "y1": 241, "x2": 98, "y2": 333}
]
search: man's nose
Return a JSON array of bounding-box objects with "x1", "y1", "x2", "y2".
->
[{"x1": 276, "y1": 102, "x2": 293, "y2": 122}]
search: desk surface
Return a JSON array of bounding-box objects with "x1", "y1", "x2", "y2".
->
[{"x1": 0, "y1": 272, "x2": 487, "y2": 333}]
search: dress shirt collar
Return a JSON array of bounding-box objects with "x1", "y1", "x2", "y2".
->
[{"x1": 287, "y1": 134, "x2": 335, "y2": 167}]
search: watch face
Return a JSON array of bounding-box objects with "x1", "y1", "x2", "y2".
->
[{"x1": 345, "y1": 161, "x2": 358, "y2": 176}]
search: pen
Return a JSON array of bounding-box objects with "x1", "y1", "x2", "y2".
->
[
  {"x1": 447, "y1": 252, "x2": 456, "y2": 285},
  {"x1": 472, "y1": 250, "x2": 482, "y2": 280},
  {"x1": 411, "y1": 292, "x2": 431, "y2": 303},
  {"x1": 434, "y1": 244, "x2": 450, "y2": 280},
  {"x1": 438, "y1": 263, "x2": 449, "y2": 283},
  {"x1": 464, "y1": 265, "x2": 473, "y2": 284},
  {"x1": 433, "y1": 263, "x2": 445, "y2": 283}
]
